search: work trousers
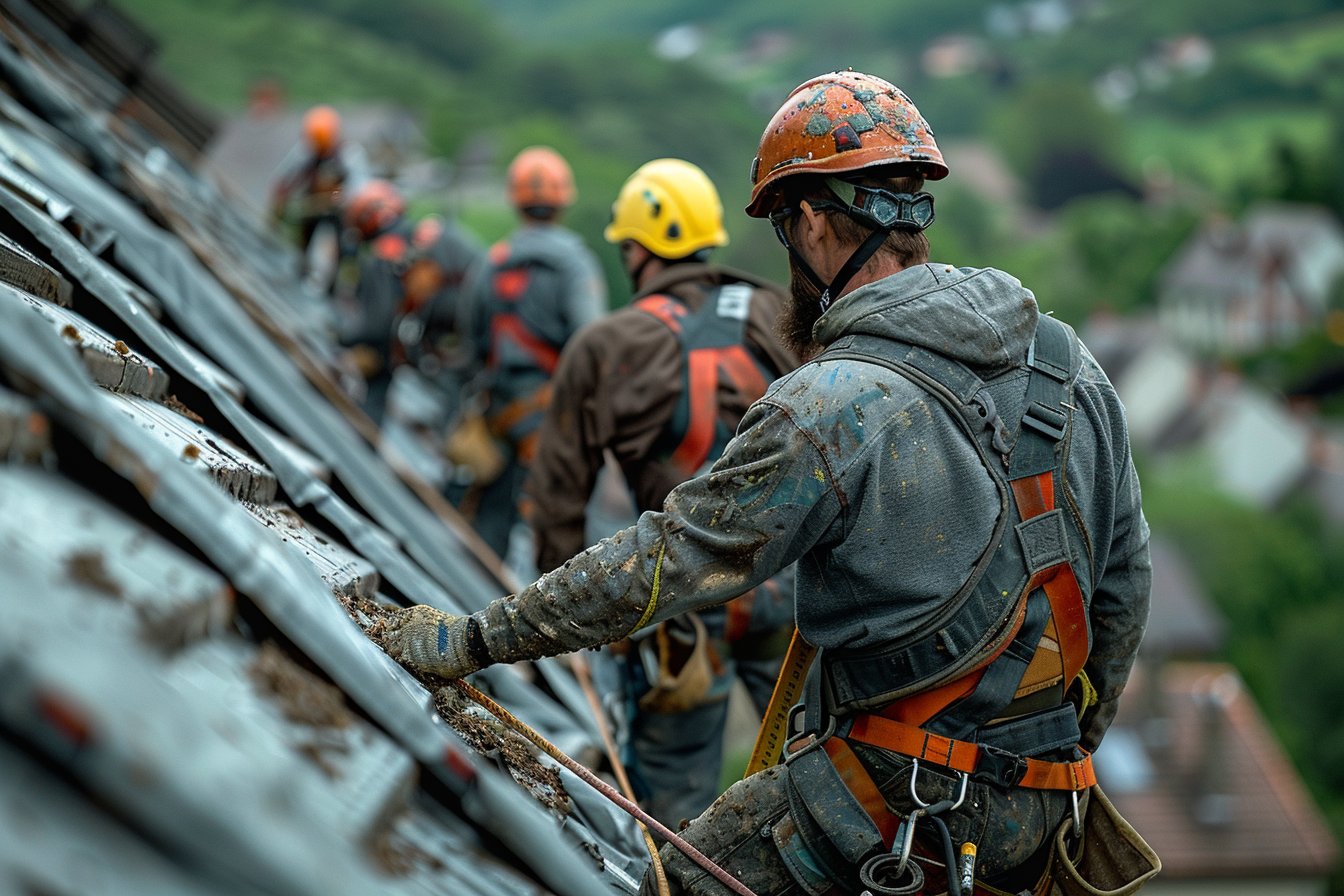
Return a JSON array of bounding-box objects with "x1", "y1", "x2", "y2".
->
[{"x1": 627, "y1": 652, "x2": 781, "y2": 830}]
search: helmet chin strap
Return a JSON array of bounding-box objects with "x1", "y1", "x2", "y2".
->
[{"x1": 790, "y1": 226, "x2": 890, "y2": 312}]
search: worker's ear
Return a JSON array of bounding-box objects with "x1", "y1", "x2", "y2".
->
[{"x1": 795, "y1": 199, "x2": 831, "y2": 251}]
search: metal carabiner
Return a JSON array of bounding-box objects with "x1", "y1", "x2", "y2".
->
[
  {"x1": 892, "y1": 807, "x2": 925, "y2": 876},
  {"x1": 782, "y1": 709, "x2": 837, "y2": 762},
  {"x1": 908, "y1": 758, "x2": 970, "y2": 815},
  {"x1": 1071, "y1": 789, "x2": 1083, "y2": 834}
]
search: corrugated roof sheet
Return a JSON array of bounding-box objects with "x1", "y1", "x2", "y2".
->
[{"x1": 0, "y1": 4, "x2": 646, "y2": 894}]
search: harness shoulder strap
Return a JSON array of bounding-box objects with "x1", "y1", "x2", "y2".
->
[
  {"x1": 636, "y1": 284, "x2": 774, "y2": 476},
  {"x1": 812, "y1": 317, "x2": 1088, "y2": 731},
  {"x1": 485, "y1": 246, "x2": 567, "y2": 376},
  {"x1": 815, "y1": 333, "x2": 1019, "y2": 711}
]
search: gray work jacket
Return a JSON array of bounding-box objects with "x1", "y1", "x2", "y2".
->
[{"x1": 474, "y1": 263, "x2": 1151, "y2": 749}]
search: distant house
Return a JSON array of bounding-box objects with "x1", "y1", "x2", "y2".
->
[
  {"x1": 1084, "y1": 312, "x2": 1337, "y2": 511},
  {"x1": 1100, "y1": 662, "x2": 1338, "y2": 895},
  {"x1": 1094, "y1": 537, "x2": 1337, "y2": 894},
  {"x1": 1158, "y1": 203, "x2": 1344, "y2": 354}
]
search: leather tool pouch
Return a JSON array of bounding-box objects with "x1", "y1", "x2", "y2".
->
[
  {"x1": 1047, "y1": 785, "x2": 1161, "y2": 896},
  {"x1": 637, "y1": 613, "x2": 716, "y2": 713}
]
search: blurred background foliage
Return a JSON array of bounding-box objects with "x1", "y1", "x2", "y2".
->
[{"x1": 119, "y1": 0, "x2": 1344, "y2": 883}]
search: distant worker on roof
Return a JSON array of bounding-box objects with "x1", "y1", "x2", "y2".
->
[
  {"x1": 524, "y1": 158, "x2": 800, "y2": 827},
  {"x1": 453, "y1": 145, "x2": 607, "y2": 569},
  {"x1": 269, "y1": 104, "x2": 370, "y2": 293},
  {"x1": 385, "y1": 71, "x2": 1153, "y2": 896},
  {"x1": 337, "y1": 178, "x2": 411, "y2": 425}
]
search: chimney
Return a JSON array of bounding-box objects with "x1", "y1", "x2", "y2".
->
[{"x1": 1190, "y1": 670, "x2": 1238, "y2": 828}]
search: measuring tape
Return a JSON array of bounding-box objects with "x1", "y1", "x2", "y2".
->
[{"x1": 743, "y1": 629, "x2": 817, "y2": 777}]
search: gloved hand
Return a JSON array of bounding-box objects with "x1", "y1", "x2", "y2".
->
[{"x1": 382, "y1": 605, "x2": 481, "y2": 679}]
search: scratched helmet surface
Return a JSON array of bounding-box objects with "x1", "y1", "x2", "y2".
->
[{"x1": 746, "y1": 70, "x2": 949, "y2": 218}]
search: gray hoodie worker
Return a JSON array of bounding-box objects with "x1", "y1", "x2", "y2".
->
[{"x1": 385, "y1": 71, "x2": 1150, "y2": 896}]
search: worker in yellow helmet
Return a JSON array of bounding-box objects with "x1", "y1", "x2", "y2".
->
[{"x1": 525, "y1": 158, "x2": 800, "y2": 828}]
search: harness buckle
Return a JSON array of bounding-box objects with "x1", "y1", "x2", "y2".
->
[
  {"x1": 973, "y1": 743, "x2": 1029, "y2": 790},
  {"x1": 783, "y1": 705, "x2": 836, "y2": 759},
  {"x1": 1021, "y1": 402, "x2": 1067, "y2": 441}
]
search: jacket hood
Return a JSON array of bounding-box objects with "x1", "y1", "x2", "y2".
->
[{"x1": 814, "y1": 263, "x2": 1040, "y2": 376}]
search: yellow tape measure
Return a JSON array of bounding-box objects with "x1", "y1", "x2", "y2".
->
[{"x1": 743, "y1": 629, "x2": 817, "y2": 777}]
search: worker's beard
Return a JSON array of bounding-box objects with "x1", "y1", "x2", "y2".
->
[{"x1": 778, "y1": 255, "x2": 827, "y2": 361}]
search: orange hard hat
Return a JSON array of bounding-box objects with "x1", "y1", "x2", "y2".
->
[
  {"x1": 303, "y1": 105, "x2": 341, "y2": 156},
  {"x1": 343, "y1": 179, "x2": 405, "y2": 239},
  {"x1": 745, "y1": 71, "x2": 948, "y2": 218},
  {"x1": 507, "y1": 146, "x2": 576, "y2": 210}
]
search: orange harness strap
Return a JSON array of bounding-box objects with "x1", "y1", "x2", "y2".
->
[
  {"x1": 844, "y1": 713, "x2": 1096, "y2": 792},
  {"x1": 834, "y1": 469, "x2": 1093, "y2": 797}
]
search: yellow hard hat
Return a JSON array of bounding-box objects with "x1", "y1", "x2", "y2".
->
[{"x1": 604, "y1": 158, "x2": 728, "y2": 259}]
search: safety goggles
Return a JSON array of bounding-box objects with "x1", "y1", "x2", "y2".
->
[{"x1": 819, "y1": 178, "x2": 935, "y2": 232}]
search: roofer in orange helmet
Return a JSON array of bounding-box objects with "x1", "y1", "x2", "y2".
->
[
  {"x1": 384, "y1": 71, "x2": 1153, "y2": 896},
  {"x1": 333, "y1": 178, "x2": 411, "y2": 424},
  {"x1": 452, "y1": 145, "x2": 606, "y2": 572},
  {"x1": 268, "y1": 104, "x2": 371, "y2": 293}
]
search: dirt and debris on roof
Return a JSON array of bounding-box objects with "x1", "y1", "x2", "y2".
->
[{"x1": 0, "y1": 3, "x2": 644, "y2": 894}]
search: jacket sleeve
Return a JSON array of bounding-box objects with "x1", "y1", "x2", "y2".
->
[
  {"x1": 475, "y1": 396, "x2": 837, "y2": 665},
  {"x1": 560, "y1": 246, "x2": 608, "y2": 336},
  {"x1": 526, "y1": 327, "x2": 609, "y2": 573},
  {"x1": 1078, "y1": 406, "x2": 1152, "y2": 753}
]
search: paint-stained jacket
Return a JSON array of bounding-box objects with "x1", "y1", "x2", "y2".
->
[{"x1": 475, "y1": 263, "x2": 1151, "y2": 749}]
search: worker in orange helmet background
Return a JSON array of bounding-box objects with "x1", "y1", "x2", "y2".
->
[
  {"x1": 269, "y1": 104, "x2": 371, "y2": 294},
  {"x1": 453, "y1": 145, "x2": 607, "y2": 574},
  {"x1": 336, "y1": 178, "x2": 414, "y2": 425}
]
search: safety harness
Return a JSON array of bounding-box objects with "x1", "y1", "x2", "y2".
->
[
  {"x1": 482, "y1": 242, "x2": 571, "y2": 459},
  {"x1": 759, "y1": 315, "x2": 1096, "y2": 894},
  {"x1": 634, "y1": 283, "x2": 773, "y2": 479}
]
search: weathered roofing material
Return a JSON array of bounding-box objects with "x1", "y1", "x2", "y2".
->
[{"x1": 0, "y1": 4, "x2": 646, "y2": 894}]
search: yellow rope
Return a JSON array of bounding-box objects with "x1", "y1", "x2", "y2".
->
[{"x1": 632, "y1": 542, "x2": 666, "y2": 632}]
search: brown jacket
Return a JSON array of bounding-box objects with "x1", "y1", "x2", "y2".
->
[{"x1": 526, "y1": 263, "x2": 799, "y2": 575}]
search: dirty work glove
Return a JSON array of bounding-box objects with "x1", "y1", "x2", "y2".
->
[{"x1": 383, "y1": 605, "x2": 485, "y2": 679}]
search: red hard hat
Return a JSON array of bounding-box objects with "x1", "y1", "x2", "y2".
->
[
  {"x1": 746, "y1": 71, "x2": 948, "y2": 218},
  {"x1": 343, "y1": 179, "x2": 405, "y2": 239},
  {"x1": 507, "y1": 146, "x2": 576, "y2": 210}
]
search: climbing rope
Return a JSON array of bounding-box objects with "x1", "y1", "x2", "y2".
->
[
  {"x1": 454, "y1": 676, "x2": 760, "y2": 896},
  {"x1": 347, "y1": 595, "x2": 753, "y2": 896},
  {"x1": 568, "y1": 652, "x2": 671, "y2": 896}
]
